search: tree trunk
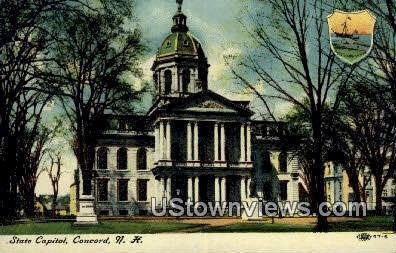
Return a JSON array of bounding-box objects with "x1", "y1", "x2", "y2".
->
[
  {"x1": 75, "y1": 127, "x2": 95, "y2": 196},
  {"x1": 374, "y1": 175, "x2": 383, "y2": 215},
  {"x1": 52, "y1": 192, "x2": 58, "y2": 218},
  {"x1": 347, "y1": 169, "x2": 362, "y2": 203},
  {"x1": 23, "y1": 190, "x2": 36, "y2": 217},
  {"x1": 312, "y1": 112, "x2": 328, "y2": 231}
]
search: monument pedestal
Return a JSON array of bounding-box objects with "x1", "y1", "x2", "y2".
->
[
  {"x1": 242, "y1": 197, "x2": 264, "y2": 220},
  {"x1": 75, "y1": 195, "x2": 98, "y2": 225}
]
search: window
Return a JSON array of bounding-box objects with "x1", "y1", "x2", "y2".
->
[
  {"x1": 137, "y1": 179, "x2": 148, "y2": 201},
  {"x1": 182, "y1": 69, "x2": 190, "y2": 92},
  {"x1": 153, "y1": 73, "x2": 159, "y2": 91},
  {"x1": 118, "y1": 120, "x2": 127, "y2": 131},
  {"x1": 383, "y1": 189, "x2": 387, "y2": 197},
  {"x1": 166, "y1": 41, "x2": 171, "y2": 48},
  {"x1": 183, "y1": 40, "x2": 189, "y2": 46},
  {"x1": 261, "y1": 125, "x2": 268, "y2": 137},
  {"x1": 262, "y1": 151, "x2": 272, "y2": 172},
  {"x1": 164, "y1": 70, "x2": 172, "y2": 94},
  {"x1": 279, "y1": 181, "x2": 288, "y2": 201},
  {"x1": 117, "y1": 148, "x2": 128, "y2": 170},
  {"x1": 117, "y1": 179, "x2": 129, "y2": 201},
  {"x1": 137, "y1": 148, "x2": 147, "y2": 171},
  {"x1": 99, "y1": 210, "x2": 109, "y2": 216},
  {"x1": 279, "y1": 151, "x2": 287, "y2": 173},
  {"x1": 97, "y1": 147, "x2": 108, "y2": 170},
  {"x1": 119, "y1": 210, "x2": 128, "y2": 216},
  {"x1": 97, "y1": 179, "x2": 109, "y2": 201}
]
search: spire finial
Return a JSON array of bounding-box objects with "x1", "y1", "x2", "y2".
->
[{"x1": 176, "y1": 0, "x2": 183, "y2": 12}]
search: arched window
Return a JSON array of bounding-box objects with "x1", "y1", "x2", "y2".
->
[
  {"x1": 137, "y1": 148, "x2": 147, "y2": 171},
  {"x1": 97, "y1": 147, "x2": 108, "y2": 170},
  {"x1": 117, "y1": 148, "x2": 128, "y2": 170},
  {"x1": 182, "y1": 69, "x2": 190, "y2": 92},
  {"x1": 279, "y1": 151, "x2": 287, "y2": 173},
  {"x1": 262, "y1": 150, "x2": 272, "y2": 172},
  {"x1": 153, "y1": 73, "x2": 159, "y2": 92},
  {"x1": 164, "y1": 70, "x2": 172, "y2": 94}
]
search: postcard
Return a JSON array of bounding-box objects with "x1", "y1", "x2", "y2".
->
[{"x1": 0, "y1": 0, "x2": 395, "y2": 252}]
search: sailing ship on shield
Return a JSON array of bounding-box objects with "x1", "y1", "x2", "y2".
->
[{"x1": 328, "y1": 10, "x2": 376, "y2": 64}]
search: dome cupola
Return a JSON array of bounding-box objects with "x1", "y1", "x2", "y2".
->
[{"x1": 152, "y1": 0, "x2": 209, "y2": 99}]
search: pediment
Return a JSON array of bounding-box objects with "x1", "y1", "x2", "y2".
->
[
  {"x1": 149, "y1": 90, "x2": 253, "y2": 117},
  {"x1": 182, "y1": 99, "x2": 238, "y2": 113}
]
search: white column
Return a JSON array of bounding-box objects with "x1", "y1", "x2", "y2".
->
[
  {"x1": 220, "y1": 123, "x2": 225, "y2": 161},
  {"x1": 187, "y1": 177, "x2": 193, "y2": 201},
  {"x1": 194, "y1": 122, "x2": 199, "y2": 160},
  {"x1": 159, "y1": 121, "x2": 164, "y2": 160},
  {"x1": 246, "y1": 123, "x2": 252, "y2": 162},
  {"x1": 156, "y1": 178, "x2": 160, "y2": 200},
  {"x1": 214, "y1": 123, "x2": 219, "y2": 161},
  {"x1": 194, "y1": 176, "x2": 199, "y2": 202},
  {"x1": 166, "y1": 121, "x2": 171, "y2": 160},
  {"x1": 156, "y1": 178, "x2": 163, "y2": 206},
  {"x1": 247, "y1": 178, "x2": 251, "y2": 199},
  {"x1": 166, "y1": 177, "x2": 172, "y2": 201},
  {"x1": 172, "y1": 68, "x2": 178, "y2": 92},
  {"x1": 221, "y1": 177, "x2": 227, "y2": 202},
  {"x1": 240, "y1": 123, "x2": 246, "y2": 162},
  {"x1": 187, "y1": 122, "x2": 192, "y2": 161},
  {"x1": 154, "y1": 125, "x2": 159, "y2": 162},
  {"x1": 159, "y1": 70, "x2": 164, "y2": 94},
  {"x1": 214, "y1": 177, "x2": 220, "y2": 202},
  {"x1": 240, "y1": 177, "x2": 246, "y2": 202}
]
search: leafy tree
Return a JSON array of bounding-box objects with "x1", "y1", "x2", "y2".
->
[
  {"x1": 44, "y1": 0, "x2": 146, "y2": 195},
  {"x1": 339, "y1": 81, "x2": 396, "y2": 214},
  {"x1": 0, "y1": 0, "x2": 74, "y2": 220}
]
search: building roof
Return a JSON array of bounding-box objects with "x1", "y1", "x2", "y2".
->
[
  {"x1": 158, "y1": 31, "x2": 206, "y2": 59},
  {"x1": 155, "y1": 2, "x2": 206, "y2": 61}
]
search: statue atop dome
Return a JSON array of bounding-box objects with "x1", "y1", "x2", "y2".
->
[{"x1": 176, "y1": 0, "x2": 183, "y2": 12}]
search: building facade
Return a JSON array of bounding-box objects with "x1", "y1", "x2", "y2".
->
[
  {"x1": 90, "y1": 2, "x2": 306, "y2": 216},
  {"x1": 325, "y1": 162, "x2": 396, "y2": 214}
]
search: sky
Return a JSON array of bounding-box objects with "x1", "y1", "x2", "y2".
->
[{"x1": 35, "y1": 0, "x2": 293, "y2": 195}]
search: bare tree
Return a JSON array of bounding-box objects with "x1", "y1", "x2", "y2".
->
[
  {"x1": 45, "y1": 152, "x2": 63, "y2": 217},
  {"x1": 230, "y1": 0, "x2": 355, "y2": 230}
]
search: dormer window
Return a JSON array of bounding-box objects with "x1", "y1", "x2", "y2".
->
[
  {"x1": 166, "y1": 41, "x2": 172, "y2": 48},
  {"x1": 183, "y1": 40, "x2": 189, "y2": 46}
]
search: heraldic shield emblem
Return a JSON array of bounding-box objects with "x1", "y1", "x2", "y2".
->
[{"x1": 327, "y1": 10, "x2": 376, "y2": 64}]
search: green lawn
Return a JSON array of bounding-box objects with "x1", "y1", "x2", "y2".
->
[
  {"x1": 328, "y1": 216, "x2": 393, "y2": 232},
  {"x1": 203, "y1": 216, "x2": 394, "y2": 233},
  {"x1": 0, "y1": 216, "x2": 393, "y2": 234},
  {"x1": 202, "y1": 223, "x2": 313, "y2": 233},
  {"x1": 0, "y1": 221, "x2": 202, "y2": 235}
]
